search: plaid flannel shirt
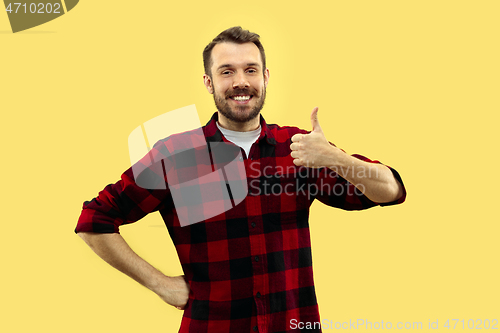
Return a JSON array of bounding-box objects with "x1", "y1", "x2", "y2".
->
[{"x1": 75, "y1": 112, "x2": 406, "y2": 333}]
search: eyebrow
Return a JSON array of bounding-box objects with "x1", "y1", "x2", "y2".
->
[{"x1": 216, "y1": 63, "x2": 261, "y2": 71}]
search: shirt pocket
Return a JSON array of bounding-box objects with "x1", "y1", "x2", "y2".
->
[{"x1": 260, "y1": 172, "x2": 311, "y2": 225}]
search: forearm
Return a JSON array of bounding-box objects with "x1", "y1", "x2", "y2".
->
[
  {"x1": 78, "y1": 232, "x2": 168, "y2": 293},
  {"x1": 328, "y1": 150, "x2": 404, "y2": 203},
  {"x1": 78, "y1": 232, "x2": 189, "y2": 309},
  {"x1": 289, "y1": 109, "x2": 404, "y2": 203}
]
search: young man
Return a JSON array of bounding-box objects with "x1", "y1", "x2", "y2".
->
[{"x1": 76, "y1": 26, "x2": 406, "y2": 333}]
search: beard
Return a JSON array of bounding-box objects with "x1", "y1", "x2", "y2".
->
[{"x1": 213, "y1": 84, "x2": 266, "y2": 123}]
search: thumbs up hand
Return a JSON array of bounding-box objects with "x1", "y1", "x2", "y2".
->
[{"x1": 290, "y1": 107, "x2": 340, "y2": 168}]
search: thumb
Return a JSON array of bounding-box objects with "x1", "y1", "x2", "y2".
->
[{"x1": 310, "y1": 107, "x2": 322, "y2": 132}]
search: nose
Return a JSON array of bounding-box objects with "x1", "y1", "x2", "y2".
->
[{"x1": 232, "y1": 72, "x2": 250, "y2": 89}]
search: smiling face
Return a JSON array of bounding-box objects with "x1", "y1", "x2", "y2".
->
[{"x1": 203, "y1": 42, "x2": 270, "y2": 131}]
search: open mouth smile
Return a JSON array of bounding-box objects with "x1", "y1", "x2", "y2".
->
[{"x1": 229, "y1": 95, "x2": 253, "y2": 104}]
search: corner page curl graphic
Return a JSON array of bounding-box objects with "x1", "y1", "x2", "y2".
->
[
  {"x1": 4, "y1": 0, "x2": 79, "y2": 33},
  {"x1": 128, "y1": 105, "x2": 248, "y2": 227}
]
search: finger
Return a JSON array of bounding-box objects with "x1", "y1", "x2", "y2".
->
[
  {"x1": 310, "y1": 107, "x2": 322, "y2": 133},
  {"x1": 292, "y1": 158, "x2": 303, "y2": 166},
  {"x1": 290, "y1": 142, "x2": 300, "y2": 151},
  {"x1": 290, "y1": 151, "x2": 299, "y2": 159},
  {"x1": 291, "y1": 133, "x2": 303, "y2": 143}
]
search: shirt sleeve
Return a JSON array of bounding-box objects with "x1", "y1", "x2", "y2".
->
[
  {"x1": 75, "y1": 141, "x2": 173, "y2": 234},
  {"x1": 311, "y1": 152, "x2": 407, "y2": 210}
]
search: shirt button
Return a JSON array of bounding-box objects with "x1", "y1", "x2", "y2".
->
[
  {"x1": 239, "y1": 156, "x2": 243, "y2": 161},
  {"x1": 255, "y1": 256, "x2": 259, "y2": 262},
  {"x1": 253, "y1": 326, "x2": 258, "y2": 332},
  {"x1": 251, "y1": 222, "x2": 256, "y2": 228},
  {"x1": 256, "y1": 292, "x2": 261, "y2": 298}
]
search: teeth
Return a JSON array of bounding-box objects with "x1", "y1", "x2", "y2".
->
[{"x1": 232, "y1": 95, "x2": 251, "y2": 101}]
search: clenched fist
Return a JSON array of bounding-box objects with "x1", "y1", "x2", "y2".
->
[{"x1": 156, "y1": 275, "x2": 191, "y2": 310}]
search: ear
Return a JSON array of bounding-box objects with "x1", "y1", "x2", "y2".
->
[
  {"x1": 263, "y1": 68, "x2": 270, "y2": 88},
  {"x1": 203, "y1": 74, "x2": 214, "y2": 94}
]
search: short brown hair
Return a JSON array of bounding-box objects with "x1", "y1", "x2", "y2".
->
[{"x1": 203, "y1": 26, "x2": 266, "y2": 77}]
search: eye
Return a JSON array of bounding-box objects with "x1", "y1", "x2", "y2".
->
[
  {"x1": 222, "y1": 70, "x2": 232, "y2": 75},
  {"x1": 247, "y1": 68, "x2": 257, "y2": 73}
]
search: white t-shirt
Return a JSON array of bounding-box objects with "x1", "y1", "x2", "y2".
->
[{"x1": 216, "y1": 121, "x2": 261, "y2": 158}]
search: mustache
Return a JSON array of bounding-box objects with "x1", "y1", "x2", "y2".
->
[{"x1": 226, "y1": 88, "x2": 258, "y2": 98}]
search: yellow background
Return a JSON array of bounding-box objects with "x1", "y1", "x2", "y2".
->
[{"x1": 1, "y1": 1, "x2": 498, "y2": 332}]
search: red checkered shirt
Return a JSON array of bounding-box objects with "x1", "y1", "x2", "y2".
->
[{"x1": 75, "y1": 112, "x2": 406, "y2": 333}]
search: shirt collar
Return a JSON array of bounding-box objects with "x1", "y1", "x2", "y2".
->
[{"x1": 203, "y1": 112, "x2": 277, "y2": 146}]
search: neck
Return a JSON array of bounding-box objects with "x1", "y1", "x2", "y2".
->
[{"x1": 217, "y1": 112, "x2": 260, "y2": 132}]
